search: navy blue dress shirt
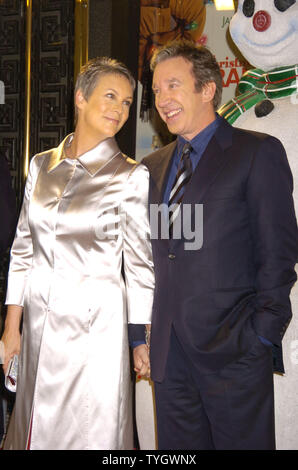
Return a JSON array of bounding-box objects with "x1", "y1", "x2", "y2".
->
[{"x1": 163, "y1": 115, "x2": 220, "y2": 205}]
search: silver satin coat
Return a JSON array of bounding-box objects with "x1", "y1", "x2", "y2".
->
[{"x1": 4, "y1": 135, "x2": 154, "y2": 450}]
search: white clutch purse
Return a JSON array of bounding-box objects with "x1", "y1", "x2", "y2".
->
[{"x1": 5, "y1": 355, "x2": 18, "y2": 393}]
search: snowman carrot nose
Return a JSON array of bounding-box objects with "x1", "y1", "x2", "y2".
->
[{"x1": 253, "y1": 10, "x2": 271, "y2": 32}]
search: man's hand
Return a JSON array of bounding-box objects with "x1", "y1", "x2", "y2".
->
[{"x1": 133, "y1": 343, "x2": 151, "y2": 378}]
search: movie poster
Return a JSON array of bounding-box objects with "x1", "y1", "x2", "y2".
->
[{"x1": 135, "y1": 0, "x2": 247, "y2": 161}]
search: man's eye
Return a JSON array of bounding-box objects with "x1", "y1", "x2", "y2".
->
[{"x1": 106, "y1": 93, "x2": 115, "y2": 99}]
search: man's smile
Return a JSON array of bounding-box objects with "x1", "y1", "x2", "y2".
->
[{"x1": 166, "y1": 108, "x2": 182, "y2": 119}]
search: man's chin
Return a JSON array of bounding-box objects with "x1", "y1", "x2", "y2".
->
[{"x1": 165, "y1": 122, "x2": 181, "y2": 135}]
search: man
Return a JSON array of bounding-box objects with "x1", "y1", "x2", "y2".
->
[{"x1": 132, "y1": 40, "x2": 297, "y2": 449}]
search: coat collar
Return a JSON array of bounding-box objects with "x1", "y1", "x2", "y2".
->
[{"x1": 47, "y1": 134, "x2": 122, "y2": 177}]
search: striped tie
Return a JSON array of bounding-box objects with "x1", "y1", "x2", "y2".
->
[{"x1": 168, "y1": 143, "x2": 193, "y2": 234}]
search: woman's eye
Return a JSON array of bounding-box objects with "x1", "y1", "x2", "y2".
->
[{"x1": 123, "y1": 100, "x2": 132, "y2": 107}]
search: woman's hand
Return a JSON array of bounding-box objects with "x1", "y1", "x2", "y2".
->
[
  {"x1": 133, "y1": 344, "x2": 151, "y2": 379},
  {"x1": 1, "y1": 305, "x2": 23, "y2": 374},
  {"x1": 1, "y1": 329, "x2": 21, "y2": 375}
]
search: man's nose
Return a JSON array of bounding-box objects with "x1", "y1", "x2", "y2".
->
[{"x1": 156, "y1": 90, "x2": 171, "y2": 108}]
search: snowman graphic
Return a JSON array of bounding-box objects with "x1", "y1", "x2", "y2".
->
[{"x1": 219, "y1": 0, "x2": 298, "y2": 450}]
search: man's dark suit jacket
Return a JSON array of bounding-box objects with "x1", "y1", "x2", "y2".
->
[
  {"x1": 142, "y1": 117, "x2": 297, "y2": 383},
  {"x1": 0, "y1": 155, "x2": 16, "y2": 255}
]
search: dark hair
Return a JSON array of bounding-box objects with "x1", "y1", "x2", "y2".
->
[
  {"x1": 150, "y1": 40, "x2": 222, "y2": 110},
  {"x1": 74, "y1": 57, "x2": 135, "y2": 120}
]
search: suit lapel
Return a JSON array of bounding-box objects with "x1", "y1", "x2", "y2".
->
[
  {"x1": 143, "y1": 141, "x2": 176, "y2": 248},
  {"x1": 146, "y1": 140, "x2": 177, "y2": 205},
  {"x1": 183, "y1": 138, "x2": 225, "y2": 205},
  {"x1": 146, "y1": 117, "x2": 234, "y2": 206},
  {"x1": 147, "y1": 118, "x2": 235, "y2": 247},
  {"x1": 183, "y1": 118, "x2": 234, "y2": 205},
  {"x1": 170, "y1": 118, "x2": 234, "y2": 248}
]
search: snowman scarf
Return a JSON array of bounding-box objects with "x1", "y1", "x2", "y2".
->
[{"x1": 218, "y1": 65, "x2": 298, "y2": 124}]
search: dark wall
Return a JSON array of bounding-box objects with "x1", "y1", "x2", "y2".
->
[
  {"x1": 89, "y1": 0, "x2": 112, "y2": 59},
  {"x1": 0, "y1": 0, "x2": 26, "y2": 200},
  {"x1": 88, "y1": 0, "x2": 140, "y2": 158},
  {"x1": 0, "y1": 0, "x2": 75, "y2": 314}
]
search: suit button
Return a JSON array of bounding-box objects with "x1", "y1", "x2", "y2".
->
[{"x1": 168, "y1": 254, "x2": 176, "y2": 260}]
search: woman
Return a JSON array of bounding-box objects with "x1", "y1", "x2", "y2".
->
[{"x1": 1, "y1": 57, "x2": 154, "y2": 450}]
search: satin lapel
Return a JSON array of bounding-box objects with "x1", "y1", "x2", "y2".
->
[{"x1": 146, "y1": 140, "x2": 177, "y2": 205}]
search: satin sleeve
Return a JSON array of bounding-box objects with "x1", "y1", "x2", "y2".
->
[
  {"x1": 5, "y1": 155, "x2": 40, "y2": 306},
  {"x1": 120, "y1": 163, "x2": 155, "y2": 324}
]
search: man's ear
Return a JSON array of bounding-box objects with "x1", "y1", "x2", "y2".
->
[{"x1": 201, "y1": 81, "x2": 217, "y2": 104}]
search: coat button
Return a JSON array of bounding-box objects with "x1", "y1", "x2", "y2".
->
[{"x1": 168, "y1": 254, "x2": 176, "y2": 260}]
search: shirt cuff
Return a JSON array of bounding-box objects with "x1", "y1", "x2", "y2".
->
[
  {"x1": 258, "y1": 335, "x2": 273, "y2": 347},
  {"x1": 128, "y1": 323, "x2": 146, "y2": 347},
  {"x1": 131, "y1": 340, "x2": 146, "y2": 349}
]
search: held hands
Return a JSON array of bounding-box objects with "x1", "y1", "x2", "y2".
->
[{"x1": 133, "y1": 343, "x2": 151, "y2": 379}]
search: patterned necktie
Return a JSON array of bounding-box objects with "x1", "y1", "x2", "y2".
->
[{"x1": 168, "y1": 143, "x2": 193, "y2": 233}]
